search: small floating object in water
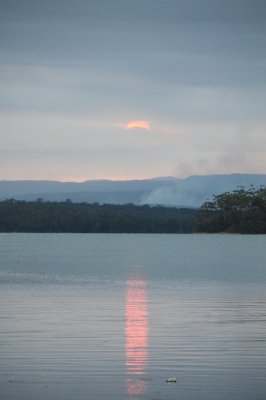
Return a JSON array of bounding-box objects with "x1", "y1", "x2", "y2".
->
[{"x1": 166, "y1": 377, "x2": 177, "y2": 383}]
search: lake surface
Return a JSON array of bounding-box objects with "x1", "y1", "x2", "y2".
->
[{"x1": 0, "y1": 233, "x2": 266, "y2": 400}]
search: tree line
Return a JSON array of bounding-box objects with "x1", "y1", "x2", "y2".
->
[
  {"x1": 197, "y1": 186, "x2": 266, "y2": 233},
  {"x1": 0, "y1": 200, "x2": 197, "y2": 233},
  {"x1": 0, "y1": 186, "x2": 265, "y2": 233}
]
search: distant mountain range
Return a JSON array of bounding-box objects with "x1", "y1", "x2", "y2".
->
[{"x1": 1, "y1": 174, "x2": 266, "y2": 207}]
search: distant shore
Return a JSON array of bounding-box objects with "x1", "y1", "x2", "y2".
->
[
  {"x1": 0, "y1": 200, "x2": 197, "y2": 234},
  {"x1": 0, "y1": 195, "x2": 266, "y2": 234}
]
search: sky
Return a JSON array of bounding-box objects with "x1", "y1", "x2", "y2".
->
[{"x1": 0, "y1": 0, "x2": 265, "y2": 181}]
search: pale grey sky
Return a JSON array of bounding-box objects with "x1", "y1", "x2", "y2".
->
[{"x1": 0, "y1": 0, "x2": 265, "y2": 180}]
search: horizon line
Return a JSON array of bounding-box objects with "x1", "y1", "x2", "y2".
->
[{"x1": 1, "y1": 172, "x2": 266, "y2": 183}]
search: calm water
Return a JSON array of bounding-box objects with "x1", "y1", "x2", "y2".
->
[{"x1": 0, "y1": 233, "x2": 266, "y2": 400}]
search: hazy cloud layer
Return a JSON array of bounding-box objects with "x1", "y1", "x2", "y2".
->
[{"x1": 0, "y1": 0, "x2": 265, "y2": 180}]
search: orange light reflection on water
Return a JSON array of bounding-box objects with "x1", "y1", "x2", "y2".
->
[{"x1": 125, "y1": 279, "x2": 148, "y2": 395}]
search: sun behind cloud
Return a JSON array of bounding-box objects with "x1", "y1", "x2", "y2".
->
[{"x1": 125, "y1": 121, "x2": 151, "y2": 131}]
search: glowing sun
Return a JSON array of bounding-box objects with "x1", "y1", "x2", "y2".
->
[{"x1": 125, "y1": 121, "x2": 151, "y2": 131}]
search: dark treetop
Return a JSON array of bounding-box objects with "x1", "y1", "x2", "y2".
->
[{"x1": 197, "y1": 186, "x2": 266, "y2": 234}]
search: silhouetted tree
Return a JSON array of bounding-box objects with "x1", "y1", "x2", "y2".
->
[{"x1": 197, "y1": 186, "x2": 266, "y2": 233}]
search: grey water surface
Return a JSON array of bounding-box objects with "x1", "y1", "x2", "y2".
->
[{"x1": 0, "y1": 233, "x2": 266, "y2": 400}]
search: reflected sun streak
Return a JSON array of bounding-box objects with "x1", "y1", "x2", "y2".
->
[{"x1": 125, "y1": 279, "x2": 148, "y2": 395}]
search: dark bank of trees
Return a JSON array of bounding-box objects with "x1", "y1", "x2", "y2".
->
[
  {"x1": 197, "y1": 186, "x2": 266, "y2": 233},
  {"x1": 0, "y1": 200, "x2": 197, "y2": 233},
  {"x1": 0, "y1": 186, "x2": 265, "y2": 233}
]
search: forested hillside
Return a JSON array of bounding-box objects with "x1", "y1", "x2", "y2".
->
[{"x1": 1, "y1": 174, "x2": 266, "y2": 207}]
